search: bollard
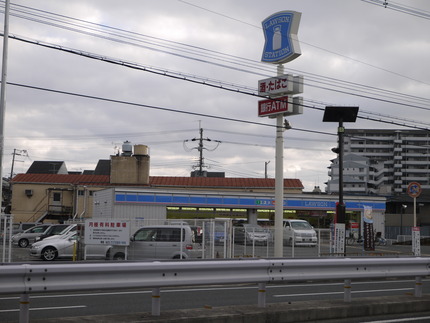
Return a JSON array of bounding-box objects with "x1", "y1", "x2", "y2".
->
[
  {"x1": 151, "y1": 287, "x2": 161, "y2": 316},
  {"x1": 257, "y1": 283, "x2": 266, "y2": 308},
  {"x1": 414, "y1": 276, "x2": 423, "y2": 298},
  {"x1": 344, "y1": 279, "x2": 352, "y2": 302},
  {"x1": 19, "y1": 293, "x2": 30, "y2": 323}
]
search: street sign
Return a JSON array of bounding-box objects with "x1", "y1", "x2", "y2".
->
[
  {"x1": 261, "y1": 11, "x2": 301, "y2": 64},
  {"x1": 258, "y1": 74, "x2": 303, "y2": 96},
  {"x1": 407, "y1": 182, "x2": 421, "y2": 198}
]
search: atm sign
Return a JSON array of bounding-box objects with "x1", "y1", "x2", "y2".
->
[{"x1": 258, "y1": 96, "x2": 291, "y2": 117}]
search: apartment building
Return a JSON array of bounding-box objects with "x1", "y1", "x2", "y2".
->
[{"x1": 326, "y1": 129, "x2": 430, "y2": 196}]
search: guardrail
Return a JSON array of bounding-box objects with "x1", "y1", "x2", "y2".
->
[{"x1": 1, "y1": 257, "x2": 429, "y2": 323}]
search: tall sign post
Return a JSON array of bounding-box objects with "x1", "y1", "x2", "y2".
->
[
  {"x1": 407, "y1": 182, "x2": 421, "y2": 256},
  {"x1": 259, "y1": 11, "x2": 303, "y2": 257},
  {"x1": 323, "y1": 106, "x2": 359, "y2": 256}
]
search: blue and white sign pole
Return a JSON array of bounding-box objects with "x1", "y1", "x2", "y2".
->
[{"x1": 259, "y1": 11, "x2": 302, "y2": 257}]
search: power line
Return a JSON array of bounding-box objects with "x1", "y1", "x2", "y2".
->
[
  {"x1": 361, "y1": 0, "x2": 430, "y2": 20},
  {"x1": 5, "y1": 33, "x2": 430, "y2": 133},
  {"x1": 2, "y1": 2, "x2": 429, "y2": 105}
]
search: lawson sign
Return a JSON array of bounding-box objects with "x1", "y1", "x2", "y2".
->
[
  {"x1": 115, "y1": 192, "x2": 385, "y2": 211},
  {"x1": 261, "y1": 11, "x2": 301, "y2": 64}
]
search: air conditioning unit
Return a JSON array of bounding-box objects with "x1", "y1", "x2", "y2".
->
[{"x1": 25, "y1": 189, "x2": 33, "y2": 197}]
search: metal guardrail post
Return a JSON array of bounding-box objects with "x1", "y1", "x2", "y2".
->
[
  {"x1": 152, "y1": 287, "x2": 161, "y2": 316},
  {"x1": 258, "y1": 283, "x2": 266, "y2": 308},
  {"x1": 19, "y1": 293, "x2": 30, "y2": 323},
  {"x1": 344, "y1": 279, "x2": 351, "y2": 302},
  {"x1": 415, "y1": 276, "x2": 423, "y2": 298}
]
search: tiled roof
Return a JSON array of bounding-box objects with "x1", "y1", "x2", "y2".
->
[
  {"x1": 12, "y1": 174, "x2": 304, "y2": 189},
  {"x1": 12, "y1": 174, "x2": 110, "y2": 186},
  {"x1": 150, "y1": 176, "x2": 304, "y2": 189}
]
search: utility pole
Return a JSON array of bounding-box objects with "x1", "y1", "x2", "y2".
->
[
  {"x1": 10, "y1": 149, "x2": 28, "y2": 180},
  {"x1": 184, "y1": 127, "x2": 221, "y2": 177},
  {"x1": 0, "y1": 0, "x2": 10, "y2": 212}
]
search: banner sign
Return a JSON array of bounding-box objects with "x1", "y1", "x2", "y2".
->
[
  {"x1": 261, "y1": 11, "x2": 301, "y2": 64},
  {"x1": 334, "y1": 223, "x2": 345, "y2": 255},
  {"x1": 412, "y1": 226, "x2": 421, "y2": 256},
  {"x1": 363, "y1": 205, "x2": 375, "y2": 251}
]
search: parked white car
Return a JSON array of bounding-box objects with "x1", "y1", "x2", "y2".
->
[
  {"x1": 283, "y1": 219, "x2": 318, "y2": 246},
  {"x1": 30, "y1": 231, "x2": 112, "y2": 261}
]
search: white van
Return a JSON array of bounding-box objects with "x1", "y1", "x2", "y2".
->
[
  {"x1": 283, "y1": 219, "x2": 317, "y2": 246},
  {"x1": 112, "y1": 224, "x2": 200, "y2": 260}
]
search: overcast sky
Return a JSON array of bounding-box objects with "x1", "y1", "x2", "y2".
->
[{"x1": 1, "y1": 0, "x2": 429, "y2": 191}]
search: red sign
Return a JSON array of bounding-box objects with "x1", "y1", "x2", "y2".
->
[
  {"x1": 258, "y1": 96, "x2": 291, "y2": 117},
  {"x1": 349, "y1": 222, "x2": 359, "y2": 229},
  {"x1": 407, "y1": 182, "x2": 421, "y2": 198}
]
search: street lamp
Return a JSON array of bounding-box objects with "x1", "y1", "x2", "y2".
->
[{"x1": 323, "y1": 106, "x2": 359, "y2": 254}]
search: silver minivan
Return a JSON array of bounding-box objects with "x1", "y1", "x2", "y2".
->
[
  {"x1": 112, "y1": 225, "x2": 199, "y2": 260},
  {"x1": 283, "y1": 219, "x2": 317, "y2": 246}
]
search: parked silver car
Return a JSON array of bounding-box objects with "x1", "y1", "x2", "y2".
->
[
  {"x1": 11, "y1": 224, "x2": 52, "y2": 247},
  {"x1": 30, "y1": 231, "x2": 112, "y2": 261},
  {"x1": 234, "y1": 223, "x2": 271, "y2": 245},
  {"x1": 112, "y1": 224, "x2": 200, "y2": 260}
]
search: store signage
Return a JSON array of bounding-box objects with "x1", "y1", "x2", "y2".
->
[
  {"x1": 261, "y1": 11, "x2": 301, "y2": 64},
  {"x1": 258, "y1": 96, "x2": 291, "y2": 117},
  {"x1": 258, "y1": 74, "x2": 303, "y2": 96}
]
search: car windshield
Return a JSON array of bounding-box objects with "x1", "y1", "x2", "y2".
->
[
  {"x1": 291, "y1": 222, "x2": 312, "y2": 230},
  {"x1": 58, "y1": 225, "x2": 75, "y2": 235},
  {"x1": 51, "y1": 226, "x2": 68, "y2": 234},
  {"x1": 27, "y1": 226, "x2": 47, "y2": 233}
]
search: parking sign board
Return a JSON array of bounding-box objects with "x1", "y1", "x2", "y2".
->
[{"x1": 85, "y1": 219, "x2": 130, "y2": 246}]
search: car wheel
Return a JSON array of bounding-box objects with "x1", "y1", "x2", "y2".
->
[
  {"x1": 113, "y1": 252, "x2": 125, "y2": 260},
  {"x1": 18, "y1": 238, "x2": 29, "y2": 248},
  {"x1": 42, "y1": 247, "x2": 58, "y2": 261}
]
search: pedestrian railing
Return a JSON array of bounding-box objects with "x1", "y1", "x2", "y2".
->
[{"x1": 1, "y1": 257, "x2": 429, "y2": 323}]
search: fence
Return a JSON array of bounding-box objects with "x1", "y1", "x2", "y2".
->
[
  {"x1": 1, "y1": 257, "x2": 429, "y2": 323},
  {"x1": 2, "y1": 217, "x2": 420, "y2": 263}
]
